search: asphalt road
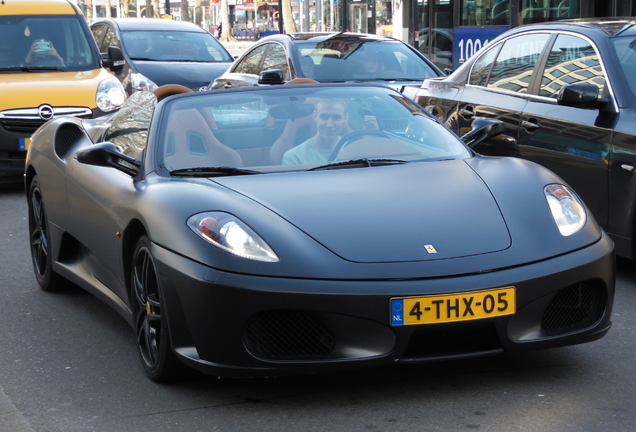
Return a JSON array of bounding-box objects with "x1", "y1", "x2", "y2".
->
[{"x1": 1, "y1": 181, "x2": 635, "y2": 432}]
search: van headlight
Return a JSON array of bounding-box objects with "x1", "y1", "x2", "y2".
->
[
  {"x1": 96, "y1": 77, "x2": 126, "y2": 112},
  {"x1": 131, "y1": 72, "x2": 159, "y2": 93}
]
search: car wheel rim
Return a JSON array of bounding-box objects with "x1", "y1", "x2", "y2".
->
[
  {"x1": 29, "y1": 188, "x2": 48, "y2": 277},
  {"x1": 133, "y1": 244, "x2": 162, "y2": 370}
]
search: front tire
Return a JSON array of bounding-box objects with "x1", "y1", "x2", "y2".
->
[
  {"x1": 28, "y1": 176, "x2": 64, "y2": 292},
  {"x1": 131, "y1": 235, "x2": 181, "y2": 382}
]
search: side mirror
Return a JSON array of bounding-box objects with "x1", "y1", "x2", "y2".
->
[
  {"x1": 76, "y1": 142, "x2": 140, "y2": 177},
  {"x1": 259, "y1": 69, "x2": 285, "y2": 85},
  {"x1": 103, "y1": 46, "x2": 125, "y2": 72},
  {"x1": 460, "y1": 118, "x2": 507, "y2": 148},
  {"x1": 558, "y1": 83, "x2": 608, "y2": 108}
]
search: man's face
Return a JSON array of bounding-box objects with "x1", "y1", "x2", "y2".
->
[{"x1": 314, "y1": 102, "x2": 348, "y2": 142}]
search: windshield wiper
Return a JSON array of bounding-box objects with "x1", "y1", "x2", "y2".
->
[
  {"x1": 309, "y1": 158, "x2": 407, "y2": 171},
  {"x1": 170, "y1": 167, "x2": 262, "y2": 177}
]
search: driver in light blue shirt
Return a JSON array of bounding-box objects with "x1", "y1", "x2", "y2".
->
[{"x1": 282, "y1": 98, "x2": 349, "y2": 165}]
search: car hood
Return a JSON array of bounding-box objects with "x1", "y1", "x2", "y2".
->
[
  {"x1": 0, "y1": 68, "x2": 112, "y2": 110},
  {"x1": 214, "y1": 160, "x2": 511, "y2": 263},
  {"x1": 132, "y1": 60, "x2": 232, "y2": 90}
]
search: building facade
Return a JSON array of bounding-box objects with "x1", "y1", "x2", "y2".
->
[
  {"x1": 409, "y1": 0, "x2": 636, "y2": 72},
  {"x1": 79, "y1": 0, "x2": 636, "y2": 70}
]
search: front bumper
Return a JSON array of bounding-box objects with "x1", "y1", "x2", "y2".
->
[{"x1": 153, "y1": 232, "x2": 615, "y2": 378}]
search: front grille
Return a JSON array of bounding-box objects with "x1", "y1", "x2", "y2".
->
[
  {"x1": 244, "y1": 311, "x2": 336, "y2": 360},
  {"x1": 0, "y1": 151, "x2": 26, "y2": 168},
  {"x1": 541, "y1": 280, "x2": 605, "y2": 332},
  {"x1": 1, "y1": 118, "x2": 46, "y2": 134},
  {"x1": 0, "y1": 107, "x2": 92, "y2": 134}
]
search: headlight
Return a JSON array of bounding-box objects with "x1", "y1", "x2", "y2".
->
[
  {"x1": 544, "y1": 184, "x2": 586, "y2": 236},
  {"x1": 131, "y1": 72, "x2": 158, "y2": 93},
  {"x1": 96, "y1": 77, "x2": 126, "y2": 112},
  {"x1": 187, "y1": 212, "x2": 279, "y2": 262}
]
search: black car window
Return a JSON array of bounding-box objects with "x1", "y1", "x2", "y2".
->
[
  {"x1": 469, "y1": 44, "x2": 500, "y2": 86},
  {"x1": 262, "y1": 44, "x2": 289, "y2": 77},
  {"x1": 539, "y1": 34, "x2": 606, "y2": 98},
  {"x1": 487, "y1": 33, "x2": 550, "y2": 93},
  {"x1": 234, "y1": 44, "x2": 269, "y2": 75},
  {"x1": 100, "y1": 26, "x2": 121, "y2": 53},
  {"x1": 613, "y1": 36, "x2": 636, "y2": 100}
]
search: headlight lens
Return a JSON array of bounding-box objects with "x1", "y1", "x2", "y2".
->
[
  {"x1": 187, "y1": 212, "x2": 279, "y2": 262},
  {"x1": 544, "y1": 184, "x2": 586, "y2": 236},
  {"x1": 96, "y1": 77, "x2": 126, "y2": 112},
  {"x1": 131, "y1": 72, "x2": 159, "y2": 93}
]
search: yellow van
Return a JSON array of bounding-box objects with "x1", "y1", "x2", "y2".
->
[{"x1": 0, "y1": 0, "x2": 125, "y2": 181}]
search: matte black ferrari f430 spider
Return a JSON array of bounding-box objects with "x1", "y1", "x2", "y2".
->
[{"x1": 25, "y1": 83, "x2": 615, "y2": 382}]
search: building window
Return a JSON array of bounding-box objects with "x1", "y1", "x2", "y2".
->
[
  {"x1": 460, "y1": 0, "x2": 511, "y2": 27},
  {"x1": 520, "y1": 0, "x2": 581, "y2": 25}
]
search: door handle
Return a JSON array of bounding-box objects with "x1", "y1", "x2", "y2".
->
[
  {"x1": 521, "y1": 119, "x2": 540, "y2": 132},
  {"x1": 459, "y1": 108, "x2": 475, "y2": 118}
]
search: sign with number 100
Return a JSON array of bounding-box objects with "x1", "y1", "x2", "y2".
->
[{"x1": 453, "y1": 26, "x2": 509, "y2": 70}]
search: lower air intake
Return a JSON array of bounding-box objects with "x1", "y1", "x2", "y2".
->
[
  {"x1": 244, "y1": 311, "x2": 336, "y2": 360},
  {"x1": 541, "y1": 280, "x2": 605, "y2": 332}
]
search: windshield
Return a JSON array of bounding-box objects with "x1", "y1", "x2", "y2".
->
[
  {"x1": 612, "y1": 36, "x2": 636, "y2": 100},
  {"x1": 0, "y1": 15, "x2": 99, "y2": 72},
  {"x1": 157, "y1": 85, "x2": 470, "y2": 174},
  {"x1": 122, "y1": 30, "x2": 233, "y2": 62},
  {"x1": 293, "y1": 37, "x2": 440, "y2": 81}
]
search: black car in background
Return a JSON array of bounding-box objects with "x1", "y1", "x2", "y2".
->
[
  {"x1": 209, "y1": 32, "x2": 444, "y2": 99},
  {"x1": 415, "y1": 18, "x2": 636, "y2": 260},
  {"x1": 91, "y1": 18, "x2": 234, "y2": 94}
]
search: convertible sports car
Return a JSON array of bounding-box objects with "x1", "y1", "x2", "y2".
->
[{"x1": 25, "y1": 82, "x2": 615, "y2": 382}]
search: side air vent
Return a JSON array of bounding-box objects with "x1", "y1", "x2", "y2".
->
[{"x1": 55, "y1": 124, "x2": 86, "y2": 159}]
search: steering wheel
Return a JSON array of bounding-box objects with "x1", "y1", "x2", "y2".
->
[
  {"x1": 153, "y1": 84, "x2": 193, "y2": 101},
  {"x1": 328, "y1": 129, "x2": 389, "y2": 162}
]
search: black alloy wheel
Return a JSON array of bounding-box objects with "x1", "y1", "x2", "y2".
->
[
  {"x1": 28, "y1": 176, "x2": 64, "y2": 292},
  {"x1": 132, "y1": 235, "x2": 180, "y2": 382}
]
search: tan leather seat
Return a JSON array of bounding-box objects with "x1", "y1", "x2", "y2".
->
[{"x1": 164, "y1": 108, "x2": 243, "y2": 169}]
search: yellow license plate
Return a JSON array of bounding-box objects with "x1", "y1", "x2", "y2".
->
[{"x1": 391, "y1": 287, "x2": 515, "y2": 326}]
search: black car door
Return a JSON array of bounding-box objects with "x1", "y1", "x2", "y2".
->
[
  {"x1": 519, "y1": 33, "x2": 613, "y2": 227},
  {"x1": 456, "y1": 33, "x2": 552, "y2": 156}
]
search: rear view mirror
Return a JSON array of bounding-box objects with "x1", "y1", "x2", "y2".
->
[
  {"x1": 558, "y1": 83, "x2": 608, "y2": 108},
  {"x1": 76, "y1": 142, "x2": 140, "y2": 177},
  {"x1": 259, "y1": 69, "x2": 285, "y2": 85},
  {"x1": 103, "y1": 46, "x2": 125, "y2": 72},
  {"x1": 460, "y1": 118, "x2": 507, "y2": 148}
]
